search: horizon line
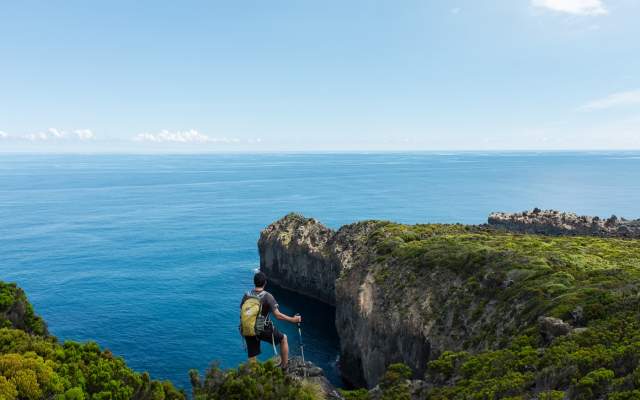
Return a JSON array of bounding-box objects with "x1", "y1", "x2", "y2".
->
[{"x1": 1, "y1": 148, "x2": 640, "y2": 156}]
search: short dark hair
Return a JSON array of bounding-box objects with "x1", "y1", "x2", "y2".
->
[{"x1": 254, "y1": 271, "x2": 267, "y2": 288}]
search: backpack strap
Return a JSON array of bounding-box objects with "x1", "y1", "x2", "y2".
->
[{"x1": 254, "y1": 290, "x2": 270, "y2": 321}]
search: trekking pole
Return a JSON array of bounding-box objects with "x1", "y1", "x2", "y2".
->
[{"x1": 295, "y1": 313, "x2": 306, "y2": 378}]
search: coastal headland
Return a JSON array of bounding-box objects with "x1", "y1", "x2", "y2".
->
[{"x1": 260, "y1": 209, "x2": 640, "y2": 398}]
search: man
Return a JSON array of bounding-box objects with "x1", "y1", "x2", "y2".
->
[{"x1": 241, "y1": 271, "x2": 302, "y2": 368}]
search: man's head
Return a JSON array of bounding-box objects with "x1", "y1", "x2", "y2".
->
[{"x1": 254, "y1": 271, "x2": 267, "y2": 288}]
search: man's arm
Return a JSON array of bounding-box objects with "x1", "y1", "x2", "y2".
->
[
  {"x1": 273, "y1": 308, "x2": 302, "y2": 324},
  {"x1": 266, "y1": 293, "x2": 302, "y2": 323}
]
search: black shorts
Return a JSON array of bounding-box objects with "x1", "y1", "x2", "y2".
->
[{"x1": 244, "y1": 323, "x2": 284, "y2": 358}]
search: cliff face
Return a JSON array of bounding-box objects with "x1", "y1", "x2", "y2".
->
[
  {"x1": 259, "y1": 213, "x2": 640, "y2": 392},
  {"x1": 489, "y1": 208, "x2": 640, "y2": 238},
  {"x1": 259, "y1": 214, "x2": 394, "y2": 385}
]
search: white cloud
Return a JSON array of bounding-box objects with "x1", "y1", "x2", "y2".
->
[
  {"x1": 73, "y1": 129, "x2": 95, "y2": 140},
  {"x1": 0, "y1": 131, "x2": 8, "y2": 139},
  {"x1": 21, "y1": 128, "x2": 95, "y2": 141},
  {"x1": 133, "y1": 129, "x2": 213, "y2": 143},
  {"x1": 532, "y1": 0, "x2": 608, "y2": 15},
  {"x1": 580, "y1": 89, "x2": 640, "y2": 111},
  {"x1": 132, "y1": 129, "x2": 244, "y2": 144}
]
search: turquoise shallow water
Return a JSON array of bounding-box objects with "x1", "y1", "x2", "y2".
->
[{"x1": 0, "y1": 152, "x2": 639, "y2": 391}]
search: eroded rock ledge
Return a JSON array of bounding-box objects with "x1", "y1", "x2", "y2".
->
[{"x1": 489, "y1": 208, "x2": 640, "y2": 238}]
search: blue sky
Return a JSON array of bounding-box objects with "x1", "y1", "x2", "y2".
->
[{"x1": 1, "y1": 0, "x2": 639, "y2": 152}]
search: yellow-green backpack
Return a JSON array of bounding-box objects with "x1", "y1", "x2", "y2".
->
[{"x1": 240, "y1": 291, "x2": 267, "y2": 337}]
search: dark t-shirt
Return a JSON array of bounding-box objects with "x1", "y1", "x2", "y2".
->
[{"x1": 241, "y1": 289, "x2": 279, "y2": 319}]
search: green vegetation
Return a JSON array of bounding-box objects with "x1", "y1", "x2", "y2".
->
[
  {"x1": 379, "y1": 363, "x2": 413, "y2": 400},
  {"x1": 354, "y1": 223, "x2": 640, "y2": 399},
  {"x1": 340, "y1": 363, "x2": 414, "y2": 400},
  {"x1": 0, "y1": 281, "x2": 184, "y2": 400},
  {"x1": 189, "y1": 360, "x2": 323, "y2": 400},
  {"x1": 367, "y1": 223, "x2": 640, "y2": 340},
  {"x1": 424, "y1": 314, "x2": 640, "y2": 399},
  {"x1": 0, "y1": 282, "x2": 47, "y2": 335},
  {"x1": 0, "y1": 328, "x2": 184, "y2": 400}
]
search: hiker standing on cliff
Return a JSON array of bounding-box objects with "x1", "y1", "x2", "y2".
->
[{"x1": 240, "y1": 271, "x2": 302, "y2": 369}]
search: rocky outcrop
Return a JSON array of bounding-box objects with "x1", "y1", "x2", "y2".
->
[
  {"x1": 488, "y1": 208, "x2": 640, "y2": 238},
  {"x1": 258, "y1": 213, "x2": 338, "y2": 304},
  {"x1": 259, "y1": 213, "x2": 378, "y2": 305},
  {"x1": 285, "y1": 357, "x2": 344, "y2": 400},
  {"x1": 538, "y1": 316, "x2": 573, "y2": 344}
]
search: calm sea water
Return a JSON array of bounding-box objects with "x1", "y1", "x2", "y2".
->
[{"x1": 1, "y1": 152, "x2": 639, "y2": 390}]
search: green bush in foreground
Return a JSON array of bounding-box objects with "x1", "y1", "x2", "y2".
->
[
  {"x1": 189, "y1": 360, "x2": 323, "y2": 400},
  {"x1": 0, "y1": 328, "x2": 184, "y2": 400},
  {"x1": 0, "y1": 280, "x2": 184, "y2": 400}
]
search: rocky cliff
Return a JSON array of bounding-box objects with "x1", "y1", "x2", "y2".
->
[
  {"x1": 259, "y1": 213, "x2": 640, "y2": 396},
  {"x1": 489, "y1": 208, "x2": 640, "y2": 238},
  {"x1": 258, "y1": 213, "x2": 375, "y2": 305}
]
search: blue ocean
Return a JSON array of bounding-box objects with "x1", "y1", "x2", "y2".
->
[{"x1": 1, "y1": 152, "x2": 639, "y2": 391}]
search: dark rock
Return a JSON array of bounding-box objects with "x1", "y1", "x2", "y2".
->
[
  {"x1": 539, "y1": 316, "x2": 572, "y2": 343},
  {"x1": 570, "y1": 306, "x2": 585, "y2": 325}
]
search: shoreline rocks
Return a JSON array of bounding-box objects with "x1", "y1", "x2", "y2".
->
[{"x1": 488, "y1": 208, "x2": 640, "y2": 238}]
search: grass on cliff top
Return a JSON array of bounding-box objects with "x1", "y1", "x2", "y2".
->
[
  {"x1": 373, "y1": 222, "x2": 640, "y2": 272},
  {"x1": 350, "y1": 223, "x2": 640, "y2": 399},
  {"x1": 370, "y1": 223, "x2": 640, "y2": 329}
]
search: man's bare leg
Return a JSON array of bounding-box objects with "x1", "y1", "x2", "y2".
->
[{"x1": 280, "y1": 334, "x2": 289, "y2": 368}]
